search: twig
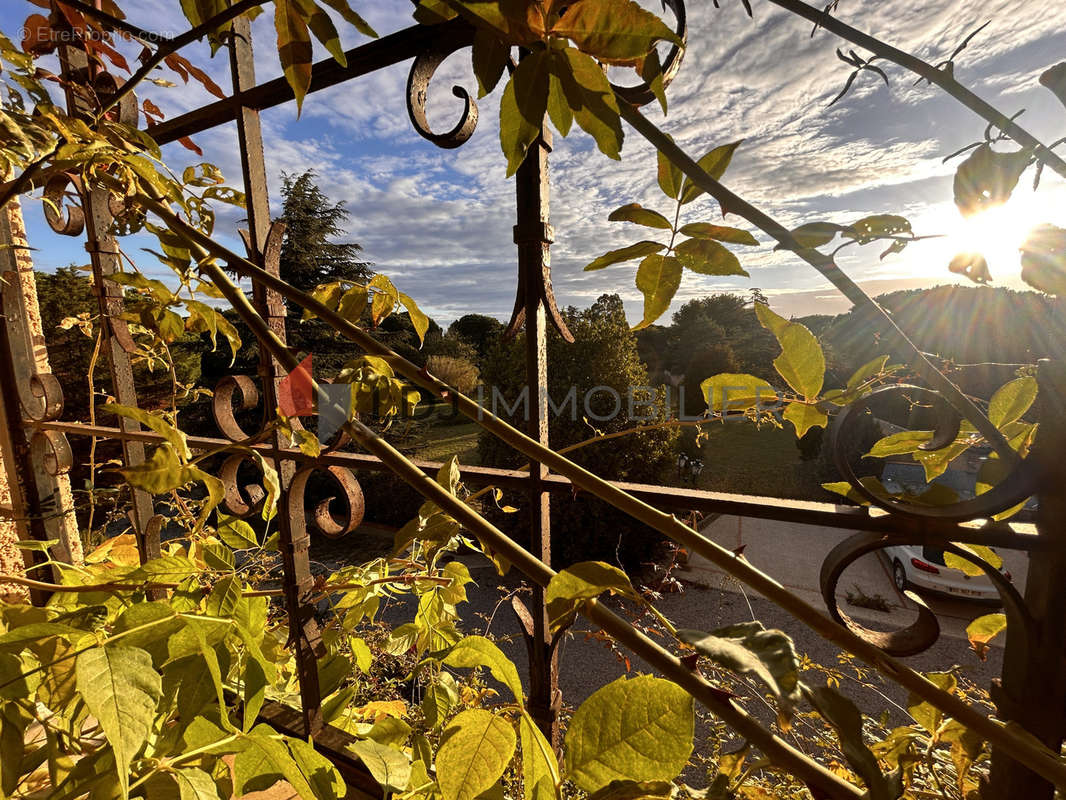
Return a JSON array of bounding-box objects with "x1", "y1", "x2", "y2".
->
[{"x1": 771, "y1": 0, "x2": 1066, "y2": 179}]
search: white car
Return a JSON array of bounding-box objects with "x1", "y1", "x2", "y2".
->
[{"x1": 883, "y1": 544, "x2": 1010, "y2": 604}]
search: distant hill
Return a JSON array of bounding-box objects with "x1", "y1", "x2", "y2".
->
[{"x1": 820, "y1": 285, "x2": 1065, "y2": 396}]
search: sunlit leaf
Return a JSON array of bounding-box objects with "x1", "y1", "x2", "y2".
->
[
  {"x1": 700, "y1": 374, "x2": 777, "y2": 413},
  {"x1": 608, "y1": 203, "x2": 672, "y2": 229},
  {"x1": 564, "y1": 675, "x2": 693, "y2": 792},
  {"x1": 679, "y1": 141, "x2": 742, "y2": 205},
  {"x1": 436, "y1": 710, "x2": 516, "y2": 800},
  {"x1": 674, "y1": 238, "x2": 748, "y2": 276},
  {"x1": 545, "y1": 561, "x2": 637, "y2": 633},
  {"x1": 584, "y1": 241, "x2": 665, "y2": 271},
  {"x1": 634, "y1": 253, "x2": 682, "y2": 329},
  {"x1": 755, "y1": 304, "x2": 825, "y2": 399}
]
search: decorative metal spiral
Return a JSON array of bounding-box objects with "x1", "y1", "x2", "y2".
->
[
  {"x1": 212, "y1": 375, "x2": 262, "y2": 442},
  {"x1": 407, "y1": 23, "x2": 479, "y2": 149},
  {"x1": 829, "y1": 384, "x2": 1037, "y2": 521},
  {"x1": 43, "y1": 173, "x2": 85, "y2": 237},
  {"x1": 820, "y1": 529, "x2": 1034, "y2": 656},
  {"x1": 30, "y1": 429, "x2": 73, "y2": 477},
  {"x1": 288, "y1": 465, "x2": 365, "y2": 539},
  {"x1": 218, "y1": 453, "x2": 268, "y2": 518},
  {"x1": 819, "y1": 382, "x2": 1043, "y2": 655}
]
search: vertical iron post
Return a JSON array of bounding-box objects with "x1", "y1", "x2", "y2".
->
[
  {"x1": 229, "y1": 15, "x2": 324, "y2": 736},
  {"x1": 988, "y1": 359, "x2": 1066, "y2": 798},
  {"x1": 513, "y1": 122, "x2": 561, "y2": 745},
  {"x1": 55, "y1": 38, "x2": 159, "y2": 571}
]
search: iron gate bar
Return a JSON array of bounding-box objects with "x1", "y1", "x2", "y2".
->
[
  {"x1": 35, "y1": 420, "x2": 1047, "y2": 549},
  {"x1": 512, "y1": 115, "x2": 562, "y2": 744},
  {"x1": 227, "y1": 14, "x2": 326, "y2": 737},
  {"x1": 54, "y1": 29, "x2": 162, "y2": 579},
  {"x1": 146, "y1": 19, "x2": 473, "y2": 146}
]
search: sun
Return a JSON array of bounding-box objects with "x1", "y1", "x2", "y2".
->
[{"x1": 899, "y1": 191, "x2": 1051, "y2": 286}]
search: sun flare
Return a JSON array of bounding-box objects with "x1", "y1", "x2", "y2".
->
[{"x1": 900, "y1": 191, "x2": 1052, "y2": 286}]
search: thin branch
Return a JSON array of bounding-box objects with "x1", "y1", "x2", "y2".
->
[
  {"x1": 54, "y1": 0, "x2": 175, "y2": 47},
  {"x1": 771, "y1": 0, "x2": 1066, "y2": 179}
]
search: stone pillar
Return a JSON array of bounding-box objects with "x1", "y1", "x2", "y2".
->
[{"x1": 0, "y1": 196, "x2": 82, "y2": 600}]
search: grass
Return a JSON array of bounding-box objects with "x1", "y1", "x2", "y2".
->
[
  {"x1": 682, "y1": 420, "x2": 833, "y2": 500},
  {"x1": 404, "y1": 402, "x2": 482, "y2": 465}
]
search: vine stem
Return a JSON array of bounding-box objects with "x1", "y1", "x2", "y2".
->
[
  {"x1": 114, "y1": 179, "x2": 1066, "y2": 790},
  {"x1": 770, "y1": 0, "x2": 1066, "y2": 179},
  {"x1": 615, "y1": 100, "x2": 1020, "y2": 467}
]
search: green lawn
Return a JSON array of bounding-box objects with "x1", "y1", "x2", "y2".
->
[
  {"x1": 403, "y1": 402, "x2": 482, "y2": 464},
  {"x1": 684, "y1": 421, "x2": 832, "y2": 500}
]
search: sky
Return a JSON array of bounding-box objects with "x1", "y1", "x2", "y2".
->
[{"x1": 11, "y1": 0, "x2": 1066, "y2": 327}]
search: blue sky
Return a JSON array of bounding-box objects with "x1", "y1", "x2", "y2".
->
[{"x1": 12, "y1": 0, "x2": 1066, "y2": 326}]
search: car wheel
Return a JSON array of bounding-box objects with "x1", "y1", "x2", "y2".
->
[{"x1": 892, "y1": 559, "x2": 908, "y2": 593}]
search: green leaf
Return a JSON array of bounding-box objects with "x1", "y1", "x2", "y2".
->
[
  {"x1": 436, "y1": 709, "x2": 517, "y2": 800},
  {"x1": 472, "y1": 27, "x2": 510, "y2": 98},
  {"x1": 988, "y1": 376, "x2": 1038, "y2": 428},
  {"x1": 520, "y1": 710, "x2": 561, "y2": 800},
  {"x1": 679, "y1": 141, "x2": 742, "y2": 205},
  {"x1": 148, "y1": 767, "x2": 220, "y2": 800},
  {"x1": 233, "y1": 725, "x2": 332, "y2": 798},
  {"x1": 846, "y1": 355, "x2": 890, "y2": 392},
  {"x1": 584, "y1": 241, "x2": 665, "y2": 271},
  {"x1": 700, "y1": 374, "x2": 777, "y2": 413},
  {"x1": 274, "y1": 0, "x2": 313, "y2": 114},
  {"x1": 943, "y1": 543, "x2": 1002, "y2": 577},
  {"x1": 105, "y1": 404, "x2": 190, "y2": 460},
  {"x1": 318, "y1": 0, "x2": 378, "y2": 38},
  {"x1": 783, "y1": 402, "x2": 827, "y2": 438},
  {"x1": 777, "y1": 221, "x2": 847, "y2": 250},
  {"x1": 216, "y1": 514, "x2": 258, "y2": 550},
  {"x1": 564, "y1": 675, "x2": 693, "y2": 792},
  {"x1": 399, "y1": 292, "x2": 430, "y2": 344},
  {"x1": 205, "y1": 576, "x2": 242, "y2": 618},
  {"x1": 634, "y1": 253, "x2": 682, "y2": 329},
  {"x1": 608, "y1": 203, "x2": 673, "y2": 229},
  {"x1": 906, "y1": 671, "x2": 957, "y2": 735},
  {"x1": 286, "y1": 737, "x2": 346, "y2": 800},
  {"x1": 807, "y1": 686, "x2": 903, "y2": 800},
  {"x1": 551, "y1": 0, "x2": 682, "y2": 62},
  {"x1": 118, "y1": 444, "x2": 186, "y2": 496},
  {"x1": 678, "y1": 223, "x2": 758, "y2": 246},
  {"x1": 421, "y1": 671, "x2": 458, "y2": 728},
  {"x1": 755, "y1": 303, "x2": 825, "y2": 399},
  {"x1": 547, "y1": 67, "x2": 574, "y2": 137},
  {"x1": 348, "y1": 739, "x2": 412, "y2": 793},
  {"x1": 545, "y1": 561, "x2": 637, "y2": 633},
  {"x1": 845, "y1": 214, "x2": 912, "y2": 244},
  {"x1": 293, "y1": 0, "x2": 346, "y2": 66},
  {"x1": 443, "y1": 635, "x2": 525, "y2": 703},
  {"x1": 656, "y1": 143, "x2": 683, "y2": 200},
  {"x1": 673, "y1": 238, "x2": 748, "y2": 276},
  {"x1": 966, "y1": 613, "x2": 1007, "y2": 656},
  {"x1": 678, "y1": 623, "x2": 802, "y2": 720},
  {"x1": 866, "y1": 430, "x2": 934, "y2": 458},
  {"x1": 500, "y1": 50, "x2": 549, "y2": 178},
  {"x1": 556, "y1": 48, "x2": 623, "y2": 160},
  {"x1": 336, "y1": 284, "x2": 368, "y2": 323},
  {"x1": 75, "y1": 645, "x2": 162, "y2": 799}
]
